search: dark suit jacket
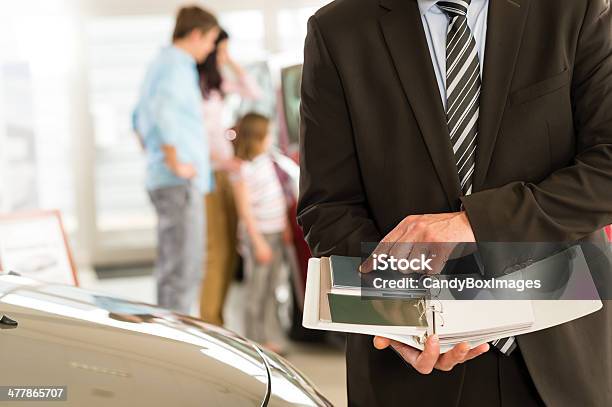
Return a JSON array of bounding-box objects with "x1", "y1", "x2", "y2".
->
[{"x1": 297, "y1": 0, "x2": 612, "y2": 405}]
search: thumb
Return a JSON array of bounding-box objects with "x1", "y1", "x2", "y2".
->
[
  {"x1": 373, "y1": 336, "x2": 392, "y2": 349},
  {"x1": 360, "y1": 255, "x2": 375, "y2": 274}
]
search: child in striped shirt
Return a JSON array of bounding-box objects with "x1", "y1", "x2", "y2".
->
[{"x1": 232, "y1": 113, "x2": 290, "y2": 352}]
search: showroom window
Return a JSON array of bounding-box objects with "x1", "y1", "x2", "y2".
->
[
  {"x1": 0, "y1": 12, "x2": 79, "y2": 232},
  {"x1": 87, "y1": 15, "x2": 172, "y2": 239},
  {"x1": 277, "y1": 7, "x2": 319, "y2": 57}
]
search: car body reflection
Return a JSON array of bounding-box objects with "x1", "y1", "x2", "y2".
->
[{"x1": 0, "y1": 274, "x2": 332, "y2": 406}]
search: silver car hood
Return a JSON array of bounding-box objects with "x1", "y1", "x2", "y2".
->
[{"x1": 0, "y1": 275, "x2": 329, "y2": 406}]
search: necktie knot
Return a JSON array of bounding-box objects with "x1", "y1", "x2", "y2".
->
[{"x1": 437, "y1": 0, "x2": 471, "y2": 18}]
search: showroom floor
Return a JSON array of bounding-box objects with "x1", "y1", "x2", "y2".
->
[{"x1": 78, "y1": 268, "x2": 347, "y2": 406}]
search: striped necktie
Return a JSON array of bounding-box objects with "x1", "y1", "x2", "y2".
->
[
  {"x1": 437, "y1": 0, "x2": 517, "y2": 356},
  {"x1": 438, "y1": 0, "x2": 479, "y2": 195}
]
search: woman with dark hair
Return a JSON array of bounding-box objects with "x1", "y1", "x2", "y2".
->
[
  {"x1": 198, "y1": 29, "x2": 261, "y2": 326},
  {"x1": 198, "y1": 29, "x2": 229, "y2": 98}
]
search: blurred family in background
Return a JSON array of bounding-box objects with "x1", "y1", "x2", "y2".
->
[
  {"x1": 133, "y1": 4, "x2": 299, "y2": 352},
  {"x1": 198, "y1": 28, "x2": 261, "y2": 326}
]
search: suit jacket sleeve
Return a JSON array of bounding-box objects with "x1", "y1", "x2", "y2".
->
[
  {"x1": 297, "y1": 16, "x2": 381, "y2": 257},
  {"x1": 462, "y1": 1, "x2": 612, "y2": 242}
]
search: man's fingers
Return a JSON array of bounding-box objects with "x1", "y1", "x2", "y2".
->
[
  {"x1": 435, "y1": 342, "x2": 491, "y2": 372},
  {"x1": 374, "y1": 336, "x2": 439, "y2": 374},
  {"x1": 360, "y1": 254, "x2": 376, "y2": 274},
  {"x1": 435, "y1": 342, "x2": 470, "y2": 371},
  {"x1": 385, "y1": 223, "x2": 423, "y2": 273},
  {"x1": 373, "y1": 336, "x2": 392, "y2": 349},
  {"x1": 361, "y1": 240, "x2": 399, "y2": 274},
  {"x1": 411, "y1": 334, "x2": 440, "y2": 374},
  {"x1": 361, "y1": 237, "x2": 411, "y2": 274},
  {"x1": 437, "y1": 343, "x2": 490, "y2": 371},
  {"x1": 374, "y1": 336, "x2": 490, "y2": 375},
  {"x1": 386, "y1": 241, "x2": 415, "y2": 271},
  {"x1": 375, "y1": 336, "x2": 491, "y2": 376},
  {"x1": 426, "y1": 244, "x2": 455, "y2": 275},
  {"x1": 462, "y1": 343, "x2": 490, "y2": 362},
  {"x1": 389, "y1": 341, "x2": 421, "y2": 366},
  {"x1": 361, "y1": 218, "x2": 422, "y2": 273},
  {"x1": 374, "y1": 337, "x2": 422, "y2": 368}
]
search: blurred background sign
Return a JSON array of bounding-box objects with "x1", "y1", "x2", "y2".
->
[{"x1": 0, "y1": 210, "x2": 78, "y2": 286}]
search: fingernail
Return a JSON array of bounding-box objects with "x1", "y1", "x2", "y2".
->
[{"x1": 430, "y1": 334, "x2": 439, "y2": 343}]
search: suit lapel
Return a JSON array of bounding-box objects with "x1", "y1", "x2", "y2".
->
[
  {"x1": 474, "y1": 0, "x2": 531, "y2": 190},
  {"x1": 379, "y1": 0, "x2": 461, "y2": 209}
]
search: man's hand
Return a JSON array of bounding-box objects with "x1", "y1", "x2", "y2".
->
[
  {"x1": 373, "y1": 335, "x2": 489, "y2": 374},
  {"x1": 361, "y1": 212, "x2": 476, "y2": 274},
  {"x1": 175, "y1": 162, "x2": 197, "y2": 179},
  {"x1": 364, "y1": 212, "x2": 485, "y2": 372},
  {"x1": 162, "y1": 144, "x2": 197, "y2": 180}
]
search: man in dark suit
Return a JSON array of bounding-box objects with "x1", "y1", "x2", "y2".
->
[{"x1": 298, "y1": 0, "x2": 612, "y2": 405}]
